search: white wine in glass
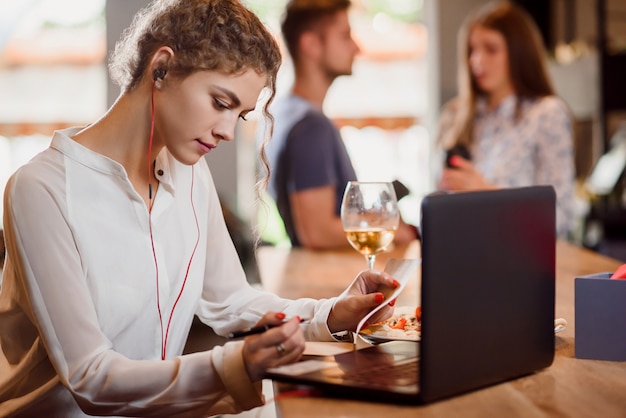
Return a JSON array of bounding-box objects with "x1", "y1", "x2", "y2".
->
[{"x1": 341, "y1": 181, "x2": 400, "y2": 269}]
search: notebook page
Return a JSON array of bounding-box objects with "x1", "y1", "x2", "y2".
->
[{"x1": 355, "y1": 258, "x2": 420, "y2": 348}]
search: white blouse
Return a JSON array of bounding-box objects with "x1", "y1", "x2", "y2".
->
[
  {"x1": 440, "y1": 95, "x2": 577, "y2": 238},
  {"x1": 0, "y1": 128, "x2": 336, "y2": 417}
]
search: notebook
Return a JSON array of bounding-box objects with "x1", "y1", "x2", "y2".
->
[{"x1": 265, "y1": 186, "x2": 556, "y2": 404}]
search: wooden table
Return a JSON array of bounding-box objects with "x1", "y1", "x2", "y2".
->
[{"x1": 256, "y1": 240, "x2": 626, "y2": 417}]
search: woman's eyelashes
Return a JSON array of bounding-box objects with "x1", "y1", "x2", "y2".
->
[
  {"x1": 213, "y1": 97, "x2": 230, "y2": 111},
  {"x1": 213, "y1": 98, "x2": 248, "y2": 121},
  {"x1": 212, "y1": 96, "x2": 251, "y2": 122}
]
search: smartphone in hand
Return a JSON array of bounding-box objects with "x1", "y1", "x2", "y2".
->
[{"x1": 445, "y1": 144, "x2": 471, "y2": 168}]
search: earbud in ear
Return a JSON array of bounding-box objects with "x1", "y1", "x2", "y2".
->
[{"x1": 153, "y1": 68, "x2": 166, "y2": 81}]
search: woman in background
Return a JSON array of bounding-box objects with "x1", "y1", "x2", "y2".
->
[
  {"x1": 437, "y1": 0, "x2": 577, "y2": 238},
  {"x1": 0, "y1": 1, "x2": 399, "y2": 416}
]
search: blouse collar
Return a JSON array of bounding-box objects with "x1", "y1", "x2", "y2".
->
[
  {"x1": 50, "y1": 127, "x2": 176, "y2": 195},
  {"x1": 476, "y1": 94, "x2": 517, "y2": 118}
]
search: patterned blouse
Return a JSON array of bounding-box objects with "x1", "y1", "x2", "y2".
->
[{"x1": 439, "y1": 94, "x2": 577, "y2": 238}]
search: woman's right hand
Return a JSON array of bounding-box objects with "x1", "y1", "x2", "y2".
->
[
  {"x1": 439, "y1": 156, "x2": 496, "y2": 192},
  {"x1": 241, "y1": 312, "x2": 305, "y2": 381},
  {"x1": 327, "y1": 269, "x2": 399, "y2": 334}
]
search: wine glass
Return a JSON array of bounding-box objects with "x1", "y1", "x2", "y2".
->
[{"x1": 341, "y1": 181, "x2": 400, "y2": 269}]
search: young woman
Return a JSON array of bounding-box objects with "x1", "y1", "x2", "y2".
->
[
  {"x1": 437, "y1": 0, "x2": 577, "y2": 238},
  {"x1": 0, "y1": 1, "x2": 399, "y2": 416}
]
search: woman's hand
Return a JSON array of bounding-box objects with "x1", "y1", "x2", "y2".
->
[
  {"x1": 242, "y1": 312, "x2": 305, "y2": 381},
  {"x1": 327, "y1": 270, "x2": 400, "y2": 334},
  {"x1": 439, "y1": 156, "x2": 496, "y2": 192}
]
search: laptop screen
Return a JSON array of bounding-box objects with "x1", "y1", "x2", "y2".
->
[{"x1": 419, "y1": 186, "x2": 556, "y2": 402}]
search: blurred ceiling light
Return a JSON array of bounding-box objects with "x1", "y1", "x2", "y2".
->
[
  {"x1": 1, "y1": 0, "x2": 106, "y2": 65},
  {"x1": 5, "y1": 0, "x2": 104, "y2": 40},
  {"x1": 372, "y1": 12, "x2": 394, "y2": 34},
  {"x1": 386, "y1": 0, "x2": 422, "y2": 16},
  {"x1": 33, "y1": 0, "x2": 105, "y2": 26}
]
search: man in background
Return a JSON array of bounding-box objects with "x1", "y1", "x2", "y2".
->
[{"x1": 266, "y1": 0, "x2": 418, "y2": 249}]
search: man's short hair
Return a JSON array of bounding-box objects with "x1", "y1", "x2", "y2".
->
[{"x1": 281, "y1": 0, "x2": 352, "y2": 62}]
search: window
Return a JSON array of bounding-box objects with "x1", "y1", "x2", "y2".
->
[{"x1": 0, "y1": 0, "x2": 106, "y2": 221}]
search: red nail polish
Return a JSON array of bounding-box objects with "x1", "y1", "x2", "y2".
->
[
  {"x1": 375, "y1": 293, "x2": 384, "y2": 304},
  {"x1": 276, "y1": 312, "x2": 286, "y2": 320},
  {"x1": 389, "y1": 299, "x2": 397, "y2": 307},
  {"x1": 450, "y1": 156, "x2": 461, "y2": 166},
  {"x1": 392, "y1": 279, "x2": 400, "y2": 288}
]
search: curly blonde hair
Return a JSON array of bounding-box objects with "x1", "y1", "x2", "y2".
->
[{"x1": 109, "y1": 0, "x2": 282, "y2": 193}]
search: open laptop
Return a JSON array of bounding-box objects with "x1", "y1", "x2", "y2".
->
[{"x1": 265, "y1": 186, "x2": 556, "y2": 404}]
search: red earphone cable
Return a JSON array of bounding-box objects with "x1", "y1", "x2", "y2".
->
[
  {"x1": 163, "y1": 167, "x2": 200, "y2": 359},
  {"x1": 148, "y1": 79, "x2": 165, "y2": 358},
  {"x1": 148, "y1": 80, "x2": 156, "y2": 203},
  {"x1": 148, "y1": 79, "x2": 199, "y2": 360},
  {"x1": 148, "y1": 213, "x2": 165, "y2": 358}
]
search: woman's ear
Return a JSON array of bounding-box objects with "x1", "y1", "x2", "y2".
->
[{"x1": 149, "y1": 46, "x2": 175, "y2": 79}]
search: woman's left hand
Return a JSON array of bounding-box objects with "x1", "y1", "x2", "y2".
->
[
  {"x1": 439, "y1": 156, "x2": 495, "y2": 192},
  {"x1": 327, "y1": 269, "x2": 400, "y2": 334},
  {"x1": 242, "y1": 312, "x2": 306, "y2": 381}
]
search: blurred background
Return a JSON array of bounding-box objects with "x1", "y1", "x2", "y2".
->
[{"x1": 1, "y1": 0, "x2": 626, "y2": 260}]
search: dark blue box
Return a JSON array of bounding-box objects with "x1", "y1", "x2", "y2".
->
[{"x1": 575, "y1": 272, "x2": 626, "y2": 361}]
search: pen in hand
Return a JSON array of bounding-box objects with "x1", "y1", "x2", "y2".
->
[{"x1": 228, "y1": 318, "x2": 307, "y2": 339}]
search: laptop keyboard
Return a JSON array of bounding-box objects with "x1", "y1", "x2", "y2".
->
[{"x1": 340, "y1": 357, "x2": 419, "y2": 388}]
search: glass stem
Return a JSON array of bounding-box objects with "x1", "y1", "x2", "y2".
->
[{"x1": 366, "y1": 254, "x2": 376, "y2": 270}]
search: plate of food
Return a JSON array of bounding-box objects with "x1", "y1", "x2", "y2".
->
[{"x1": 358, "y1": 306, "x2": 421, "y2": 343}]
